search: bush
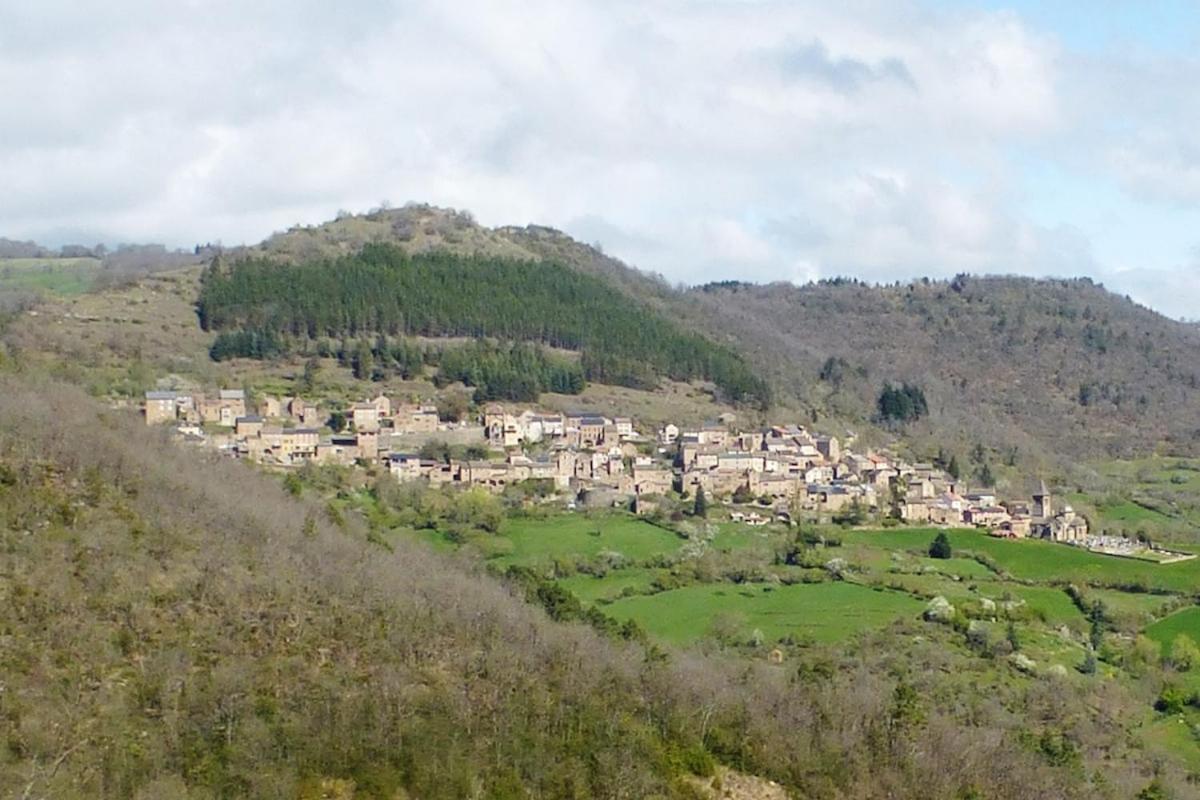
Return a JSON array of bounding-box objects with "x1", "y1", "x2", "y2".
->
[{"x1": 929, "y1": 532, "x2": 952, "y2": 559}]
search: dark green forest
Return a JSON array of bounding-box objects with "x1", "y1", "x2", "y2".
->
[
  {"x1": 211, "y1": 332, "x2": 587, "y2": 402},
  {"x1": 196, "y1": 245, "x2": 770, "y2": 407}
]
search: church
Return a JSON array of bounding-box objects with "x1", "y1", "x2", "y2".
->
[{"x1": 1030, "y1": 480, "x2": 1089, "y2": 543}]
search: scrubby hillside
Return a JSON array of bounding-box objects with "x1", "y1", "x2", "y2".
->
[
  {"x1": 236, "y1": 206, "x2": 1200, "y2": 465},
  {"x1": 678, "y1": 276, "x2": 1200, "y2": 463},
  {"x1": 0, "y1": 374, "x2": 1104, "y2": 799},
  {"x1": 9, "y1": 204, "x2": 1200, "y2": 467}
]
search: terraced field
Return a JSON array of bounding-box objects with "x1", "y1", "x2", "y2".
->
[{"x1": 403, "y1": 510, "x2": 1194, "y2": 654}]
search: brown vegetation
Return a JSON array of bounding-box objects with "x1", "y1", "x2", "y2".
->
[{"x1": 0, "y1": 372, "x2": 1136, "y2": 798}]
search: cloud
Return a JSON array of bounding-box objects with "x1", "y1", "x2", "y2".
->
[
  {"x1": 1108, "y1": 131, "x2": 1200, "y2": 206},
  {"x1": 0, "y1": 1, "x2": 1196, "y2": 316},
  {"x1": 775, "y1": 39, "x2": 916, "y2": 92}
]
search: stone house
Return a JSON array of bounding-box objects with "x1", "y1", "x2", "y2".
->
[
  {"x1": 631, "y1": 464, "x2": 673, "y2": 496},
  {"x1": 369, "y1": 394, "x2": 392, "y2": 418},
  {"x1": 217, "y1": 389, "x2": 246, "y2": 426},
  {"x1": 356, "y1": 429, "x2": 380, "y2": 462},
  {"x1": 814, "y1": 435, "x2": 840, "y2": 462},
  {"x1": 235, "y1": 415, "x2": 265, "y2": 438},
  {"x1": 964, "y1": 506, "x2": 1011, "y2": 528},
  {"x1": 260, "y1": 395, "x2": 283, "y2": 419},
  {"x1": 658, "y1": 423, "x2": 680, "y2": 445},
  {"x1": 144, "y1": 391, "x2": 178, "y2": 425},
  {"x1": 351, "y1": 403, "x2": 380, "y2": 433},
  {"x1": 287, "y1": 397, "x2": 321, "y2": 427}
]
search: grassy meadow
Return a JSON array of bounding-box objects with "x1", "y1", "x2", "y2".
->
[
  {"x1": 602, "y1": 581, "x2": 923, "y2": 645},
  {"x1": 0, "y1": 256, "x2": 101, "y2": 295},
  {"x1": 1145, "y1": 607, "x2": 1200, "y2": 655},
  {"x1": 400, "y1": 510, "x2": 1198, "y2": 653},
  {"x1": 840, "y1": 527, "x2": 1200, "y2": 592},
  {"x1": 487, "y1": 514, "x2": 686, "y2": 568}
]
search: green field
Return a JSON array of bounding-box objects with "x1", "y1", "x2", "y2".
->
[
  {"x1": 890, "y1": 555, "x2": 996, "y2": 579},
  {"x1": 488, "y1": 514, "x2": 686, "y2": 569},
  {"x1": 840, "y1": 528, "x2": 1200, "y2": 592},
  {"x1": 1073, "y1": 457, "x2": 1200, "y2": 538},
  {"x1": 603, "y1": 581, "x2": 923, "y2": 645},
  {"x1": 557, "y1": 568, "x2": 661, "y2": 603},
  {"x1": 878, "y1": 573, "x2": 1085, "y2": 628},
  {"x1": 1145, "y1": 607, "x2": 1200, "y2": 656},
  {"x1": 1084, "y1": 588, "x2": 1180, "y2": 627},
  {"x1": 709, "y1": 522, "x2": 781, "y2": 553},
  {"x1": 0, "y1": 257, "x2": 101, "y2": 296}
]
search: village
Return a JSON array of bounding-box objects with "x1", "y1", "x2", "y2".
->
[{"x1": 142, "y1": 386, "x2": 1106, "y2": 547}]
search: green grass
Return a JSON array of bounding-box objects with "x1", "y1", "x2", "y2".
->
[
  {"x1": 1083, "y1": 588, "x2": 1180, "y2": 626},
  {"x1": 0, "y1": 257, "x2": 101, "y2": 296},
  {"x1": 602, "y1": 581, "x2": 923, "y2": 645},
  {"x1": 1145, "y1": 607, "x2": 1200, "y2": 656},
  {"x1": 1142, "y1": 712, "x2": 1200, "y2": 771},
  {"x1": 875, "y1": 574, "x2": 1084, "y2": 628},
  {"x1": 709, "y1": 522, "x2": 783, "y2": 552},
  {"x1": 891, "y1": 556, "x2": 996, "y2": 579},
  {"x1": 488, "y1": 514, "x2": 685, "y2": 568},
  {"x1": 557, "y1": 568, "x2": 660, "y2": 603},
  {"x1": 841, "y1": 528, "x2": 1200, "y2": 592},
  {"x1": 999, "y1": 585, "x2": 1084, "y2": 627}
]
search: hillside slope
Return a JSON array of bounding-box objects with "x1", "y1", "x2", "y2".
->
[
  {"x1": 677, "y1": 276, "x2": 1200, "y2": 463},
  {"x1": 8, "y1": 204, "x2": 1200, "y2": 467},
  {"x1": 197, "y1": 245, "x2": 769, "y2": 405},
  {"x1": 0, "y1": 374, "x2": 1093, "y2": 799},
  {"x1": 237, "y1": 206, "x2": 1200, "y2": 464}
]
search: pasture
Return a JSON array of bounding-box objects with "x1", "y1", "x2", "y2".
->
[
  {"x1": 1145, "y1": 607, "x2": 1200, "y2": 656},
  {"x1": 0, "y1": 257, "x2": 100, "y2": 296},
  {"x1": 840, "y1": 528, "x2": 1200, "y2": 592},
  {"x1": 488, "y1": 514, "x2": 685, "y2": 568},
  {"x1": 602, "y1": 581, "x2": 923, "y2": 645},
  {"x1": 557, "y1": 568, "x2": 660, "y2": 603}
]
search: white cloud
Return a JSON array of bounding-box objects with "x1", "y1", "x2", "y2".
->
[{"x1": 0, "y1": 0, "x2": 1196, "y2": 315}]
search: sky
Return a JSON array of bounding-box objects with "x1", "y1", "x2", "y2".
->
[{"x1": 2, "y1": 1, "x2": 1200, "y2": 318}]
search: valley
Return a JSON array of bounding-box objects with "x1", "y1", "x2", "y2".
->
[{"x1": 4, "y1": 209, "x2": 1200, "y2": 798}]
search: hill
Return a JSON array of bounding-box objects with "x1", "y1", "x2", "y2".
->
[
  {"x1": 228, "y1": 205, "x2": 1200, "y2": 466},
  {"x1": 0, "y1": 372, "x2": 1099, "y2": 799},
  {"x1": 196, "y1": 244, "x2": 769, "y2": 406},
  {"x1": 676, "y1": 276, "x2": 1200, "y2": 465},
  {"x1": 8, "y1": 204, "x2": 1200, "y2": 470}
]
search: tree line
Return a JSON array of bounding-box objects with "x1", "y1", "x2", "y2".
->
[
  {"x1": 197, "y1": 245, "x2": 770, "y2": 407},
  {"x1": 211, "y1": 331, "x2": 586, "y2": 402}
]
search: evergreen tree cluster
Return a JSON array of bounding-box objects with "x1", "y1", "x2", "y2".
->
[
  {"x1": 213, "y1": 331, "x2": 585, "y2": 403},
  {"x1": 197, "y1": 245, "x2": 770, "y2": 406},
  {"x1": 434, "y1": 340, "x2": 585, "y2": 402},
  {"x1": 877, "y1": 382, "x2": 929, "y2": 424},
  {"x1": 209, "y1": 327, "x2": 286, "y2": 361}
]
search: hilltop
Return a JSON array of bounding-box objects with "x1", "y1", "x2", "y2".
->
[
  {"x1": 226, "y1": 205, "x2": 1200, "y2": 466},
  {"x1": 8, "y1": 204, "x2": 1200, "y2": 474},
  {"x1": 678, "y1": 276, "x2": 1200, "y2": 465}
]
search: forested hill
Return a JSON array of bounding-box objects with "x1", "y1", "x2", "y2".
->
[
  {"x1": 231, "y1": 205, "x2": 1200, "y2": 464},
  {"x1": 197, "y1": 244, "x2": 770, "y2": 407},
  {"x1": 679, "y1": 275, "x2": 1200, "y2": 461}
]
